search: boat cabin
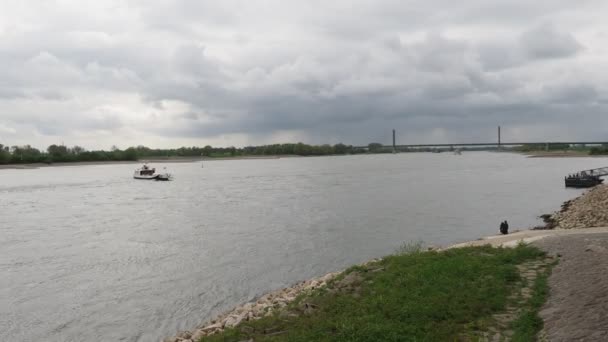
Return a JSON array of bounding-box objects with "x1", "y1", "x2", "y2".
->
[{"x1": 138, "y1": 165, "x2": 156, "y2": 176}]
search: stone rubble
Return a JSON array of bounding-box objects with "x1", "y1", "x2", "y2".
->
[
  {"x1": 550, "y1": 184, "x2": 608, "y2": 229},
  {"x1": 163, "y1": 258, "x2": 383, "y2": 342},
  {"x1": 162, "y1": 270, "x2": 341, "y2": 342}
]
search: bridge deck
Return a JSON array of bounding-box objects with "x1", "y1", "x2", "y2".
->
[{"x1": 353, "y1": 141, "x2": 608, "y2": 149}]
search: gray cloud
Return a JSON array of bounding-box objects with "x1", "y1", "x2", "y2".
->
[
  {"x1": 0, "y1": 0, "x2": 607, "y2": 149},
  {"x1": 520, "y1": 24, "x2": 582, "y2": 60}
]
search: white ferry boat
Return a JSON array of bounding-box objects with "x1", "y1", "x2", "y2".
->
[{"x1": 133, "y1": 164, "x2": 171, "y2": 181}]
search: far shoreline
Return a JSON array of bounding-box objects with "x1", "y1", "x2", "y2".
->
[
  {"x1": 522, "y1": 151, "x2": 608, "y2": 158},
  {"x1": 3, "y1": 150, "x2": 606, "y2": 170},
  {"x1": 0, "y1": 155, "x2": 298, "y2": 170}
]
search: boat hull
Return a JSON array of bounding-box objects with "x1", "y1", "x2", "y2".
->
[
  {"x1": 133, "y1": 164, "x2": 172, "y2": 181},
  {"x1": 133, "y1": 175, "x2": 159, "y2": 180},
  {"x1": 565, "y1": 177, "x2": 603, "y2": 188}
]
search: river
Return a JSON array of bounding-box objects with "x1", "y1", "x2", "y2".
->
[{"x1": 1, "y1": 152, "x2": 605, "y2": 341}]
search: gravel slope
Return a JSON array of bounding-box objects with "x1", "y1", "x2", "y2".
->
[{"x1": 533, "y1": 233, "x2": 608, "y2": 341}]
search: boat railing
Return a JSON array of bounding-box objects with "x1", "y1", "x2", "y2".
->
[{"x1": 577, "y1": 166, "x2": 608, "y2": 177}]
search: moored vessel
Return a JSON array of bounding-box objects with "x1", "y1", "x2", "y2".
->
[
  {"x1": 133, "y1": 164, "x2": 172, "y2": 180},
  {"x1": 564, "y1": 175, "x2": 603, "y2": 188}
]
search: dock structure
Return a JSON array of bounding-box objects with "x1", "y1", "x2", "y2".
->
[
  {"x1": 579, "y1": 166, "x2": 608, "y2": 177},
  {"x1": 565, "y1": 166, "x2": 608, "y2": 188}
]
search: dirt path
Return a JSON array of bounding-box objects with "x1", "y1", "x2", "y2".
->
[
  {"x1": 448, "y1": 228, "x2": 608, "y2": 341},
  {"x1": 472, "y1": 257, "x2": 554, "y2": 342},
  {"x1": 447, "y1": 227, "x2": 608, "y2": 249},
  {"x1": 532, "y1": 233, "x2": 608, "y2": 342}
]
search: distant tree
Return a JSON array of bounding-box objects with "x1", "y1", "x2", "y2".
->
[
  {"x1": 70, "y1": 145, "x2": 86, "y2": 154},
  {"x1": 202, "y1": 145, "x2": 213, "y2": 156},
  {"x1": 294, "y1": 142, "x2": 310, "y2": 155},
  {"x1": 123, "y1": 147, "x2": 138, "y2": 161},
  {"x1": 0, "y1": 144, "x2": 10, "y2": 163},
  {"x1": 319, "y1": 144, "x2": 333, "y2": 155},
  {"x1": 368, "y1": 143, "x2": 383, "y2": 152},
  {"x1": 333, "y1": 143, "x2": 349, "y2": 154},
  {"x1": 228, "y1": 146, "x2": 237, "y2": 156},
  {"x1": 47, "y1": 144, "x2": 71, "y2": 162},
  {"x1": 0, "y1": 141, "x2": 375, "y2": 163},
  {"x1": 47, "y1": 144, "x2": 68, "y2": 156},
  {"x1": 548, "y1": 143, "x2": 570, "y2": 151},
  {"x1": 590, "y1": 146, "x2": 608, "y2": 155},
  {"x1": 10, "y1": 145, "x2": 42, "y2": 163}
]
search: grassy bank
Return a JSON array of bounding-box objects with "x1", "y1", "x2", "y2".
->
[
  {"x1": 523, "y1": 150, "x2": 593, "y2": 157},
  {"x1": 199, "y1": 244, "x2": 551, "y2": 342},
  {"x1": 511, "y1": 267, "x2": 552, "y2": 341}
]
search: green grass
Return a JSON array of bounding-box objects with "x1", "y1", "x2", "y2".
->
[
  {"x1": 201, "y1": 244, "x2": 547, "y2": 342},
  {"x1": 511, "y1": 265, "x2": 554, "y2": 341}
]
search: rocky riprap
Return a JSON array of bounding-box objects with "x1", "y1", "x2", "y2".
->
[
  {"x1": 550, "y1": 184, "x2": 608, "y2": 229},
  {"x1": 162, "y1": 271, "x2": 340, "y2": 342}
]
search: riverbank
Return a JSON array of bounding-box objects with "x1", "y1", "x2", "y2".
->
[
  {"x1": 524, "y1": 150, "x2": 607, "y2": 158},
  {"x1": 165, "y1": 229, "x2": 608, "y2": 342},
  {"x1": 546, "y1": 184, "x2": 608, "y2": 229},
  {"x1": 163, "y1": 183, "x2": 608, "y2": 342},
  {"x1": 166, "y1": 244, "x2": 552, "y2": 342},
  {"x1": 0, "y1": 155, "x2": 296, "y2": 169}
]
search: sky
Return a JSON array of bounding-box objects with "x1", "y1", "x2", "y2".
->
[{"x1": 0, "y1": 0, "x2": 607, "y2": 150}]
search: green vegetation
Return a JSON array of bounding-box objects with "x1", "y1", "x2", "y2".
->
[
  {"x1": 514, "y1": 143, "x2": 608, "y2": 155},
  {"x1": 589, "y1": 145, "x2": 608, "y2": 155},
  {"x1": 511, "y1": 265, "x2": 553, "y2": 341},
  {"x1": 0, "y1": 142, "x2": 366, "y2": 165},
  {"x1": 514, "y1": 143, "x2": 573, "y2": 152},
  {"x1": 0, "y1": 143, "x2": 138, "y2": 164},
  {"x1": 135, "y1": 143, "x2": 365, "y2": 158},
  {"x1": 201, "y1": 244, "x2": 548, "y2": 342}
]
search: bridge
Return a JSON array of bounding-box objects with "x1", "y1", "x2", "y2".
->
[
  {"x1": 353, "y1": 128, "x2": 608, "y2": 150},
  {"x1": 353, "y1": 141, "x2": 608, "y2": 150}
]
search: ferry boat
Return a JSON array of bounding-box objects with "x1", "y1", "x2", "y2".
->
[
  {"x1": 564, "y1": 174, "x2": 603, "y2": 188},
  {"x1": 133, "y1": 164, "x2": 172, "y2": 181}
]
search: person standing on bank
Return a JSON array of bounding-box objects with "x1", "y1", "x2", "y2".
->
[{"x1": 499, "y1": 220, "x2": 509, "y2": 235}]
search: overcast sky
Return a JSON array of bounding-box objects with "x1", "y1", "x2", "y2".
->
[{"x1": 0, "y1": 0, "x2": 607, "y2": 150}]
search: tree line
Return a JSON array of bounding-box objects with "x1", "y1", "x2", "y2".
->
[
  {"x1": 0, "y1": 144, "x2": 139, "y2": 164},
  {"x1": 0, "y1": 142, "x2": 394, "y2": 164},
  {"x1": 514, "y1": 143, "x2": 608, "y2": 155}
]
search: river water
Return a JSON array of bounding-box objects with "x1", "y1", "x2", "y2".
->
[{"x1": 1, "y1": 152, "x2": 606, "y2": 341}]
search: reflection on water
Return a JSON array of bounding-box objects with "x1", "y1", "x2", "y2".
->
[{"x1": 1, "y1": 153, "x2": 604, "y2": 341}]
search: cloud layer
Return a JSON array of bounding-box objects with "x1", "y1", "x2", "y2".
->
[{"x1": 1, "y1": 0, "x2": 607, "y2": 149}]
